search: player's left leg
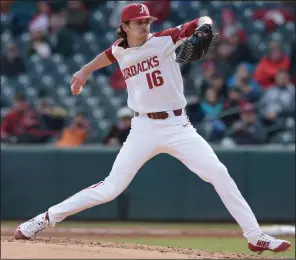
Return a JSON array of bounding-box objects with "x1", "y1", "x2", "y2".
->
[{"x1": 166, "y1": 123, "x2": 291, "y2": 254}]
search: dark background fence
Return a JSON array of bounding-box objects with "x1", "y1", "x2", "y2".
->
[{"x1": 1, "y1": 146, "x2": 295, "y2": 222}]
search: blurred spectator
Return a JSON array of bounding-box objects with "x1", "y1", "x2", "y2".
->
[
  {"x1": 200, "y1": 73, "x2": 228, "y2": 101},
  {"x1": 35, "y1": 92, "x2": 67, "y2": 133},
  {"x1": 200, "y1": 88, "x2": 225, "y2": 141},
  {"x1": 145, "y1": 0, "x2": 170, "y2": 22},
  {"x1": 104, "y1": 107, "x2": 133, "y2": 146},
  {"x1": 8, "y1": 2, "x2": 37, "y2": 36},
  {"x1": 220, "y1": 7, "x2": 247, "y2": 42},
  {"x1": 228, "y1": 30, "x2": 257, "y2": 67},
  {"x1": 1, "y1": 43, "x2": 26, "y2": 77},
  {"x1": 1, "y1": 94, "x2": 56, "y2": 144},
  {"x1": 203, "y1": 48, "x2": 218, "y2": 62},
  {"x1": 215, "y1": 39, "x2": 234, "y2": 79},
  {"x1": 0, "y1": 0, "x2": 13, "y2": 17},
  {"x1": 110, "y1": 67, "x2": 127, "y2": 91},
  {"x1": 28, "y1": 31, "x2": 52, "y2": 58},
  {"x1": 219, "y1": 7, "x2": 255, "y2": 68},
  {"x1": 254, "y1": 41, "x2": 290, "y2": 89},
  {"x1": 260, "y1": 69, "x2": 295, "y2": 127},
  {"x1": 145, "y1": 0, "x2": 170, "y2": 30},
  {"x1": 29, "y1": 2, "x2": 52, "y2": 34},
  {"x1": 227, "y1": 62, "x2": 261, "y2": 103},
  {"x1": 65, "y1": 0, "x2": 90, "y2": 33},
  {"x1": 1, "y1": 1, "x2": 295, "y2": 147},
  {"x1": 49, "y1": 12, "x2": 74, "y2": 57},
  {"x1": 200, "y1": 88, "x2": 223, "y2": 119},
  {"x1": 222, "y1": 87, "x2": 245, "y2": 127},
  {"x1": 227, "y1": 103, "x2": 266, "y2": 145},
  {"x1": 56, "y1": 112, "x2": 89, "y2": 147},
  {"x1": 197, "y1": 61, "x2": 216, "y2": 91},
  {"x1": 253, "y1": 7, "x2": 295, "y2": 33}
]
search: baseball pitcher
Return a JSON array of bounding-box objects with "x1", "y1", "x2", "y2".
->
[{"x1": 14, "y1": 3, "x2": 291, "y2": 254}]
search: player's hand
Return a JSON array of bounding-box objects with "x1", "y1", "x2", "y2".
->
[{"x1": 71, "y1": 68, "x2": 89, "y2": 96}]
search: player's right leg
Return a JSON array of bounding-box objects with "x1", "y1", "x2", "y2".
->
[{"x1": 14, "y1": 118, "x2": 159, "y2": 239}]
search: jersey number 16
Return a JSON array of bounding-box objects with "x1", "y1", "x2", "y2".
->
[{"x1": 146, "y1": 70, "x2": 164, "y2": 89}]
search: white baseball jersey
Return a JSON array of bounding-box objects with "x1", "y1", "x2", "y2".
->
[{"x1": 105, "y1": 19, "x2": 199, "y2": 113}]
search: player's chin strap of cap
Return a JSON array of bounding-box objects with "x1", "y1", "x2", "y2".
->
[{"x1": 135, "y1": 109, "x2": 183, "y2": 120}]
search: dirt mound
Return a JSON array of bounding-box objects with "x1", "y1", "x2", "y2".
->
[{"x1": 1, "y1": 236, "x2": 279, "y2": 259}]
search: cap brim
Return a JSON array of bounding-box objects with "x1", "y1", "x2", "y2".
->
[{"x1": 124, "y1": 16, "x2": 158, "y2": 22}]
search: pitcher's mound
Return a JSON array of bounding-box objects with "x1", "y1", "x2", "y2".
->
[{"x1": 1, "y1": 236, "x2": 272, "y2": 259}]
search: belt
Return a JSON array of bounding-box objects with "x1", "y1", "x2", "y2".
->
[{"x1": 134, "y1": 109, "x2": 183, "y2": 120}]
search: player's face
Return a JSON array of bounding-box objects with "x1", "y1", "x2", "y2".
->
[{"x1": 125, "y1": 19, "x2": 152, "y2": 40}]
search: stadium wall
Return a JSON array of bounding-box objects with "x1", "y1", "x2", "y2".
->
[{"x1": 1, "y1": 146, "x2": 294, "y2": 222}]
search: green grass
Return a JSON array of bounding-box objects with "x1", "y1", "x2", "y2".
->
[{"x1": 99, "y1": 237, "x2": 295, "y2": 258}]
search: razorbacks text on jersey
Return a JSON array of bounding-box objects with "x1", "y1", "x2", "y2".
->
[{"x1": 105, "y1": 19, "x2": 199, "y2": 113}]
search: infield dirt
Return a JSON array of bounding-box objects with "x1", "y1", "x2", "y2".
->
[{"x1": 1, "y1": 226, "x2": 292, "y2": 259}]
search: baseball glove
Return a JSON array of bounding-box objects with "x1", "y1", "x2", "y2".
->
[{"x1": 175, "y1": 24, "x2": 219, "y2": 64}]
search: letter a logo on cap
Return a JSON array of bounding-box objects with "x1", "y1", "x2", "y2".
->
[{"x1": 139, "y1": 4, "x2": 149, "y2": 14}]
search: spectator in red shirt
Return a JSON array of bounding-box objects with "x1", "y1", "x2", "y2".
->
[
  {"x1": 254, "y1": 41, "x2": 290, "y2": 89},
  {"x1": 1, "y1": 94, "x2": 56, "y2": 144},
  {"x1": 252, "y1": 7, "x2": 295, "y2": 33},
  {"x1": 144, "y1": 0, "x2": 170, "y2": 24},
  {"x1": 143, "y1": 0, "x2": 170, "y2": 32}
]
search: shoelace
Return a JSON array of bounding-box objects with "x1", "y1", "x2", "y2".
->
[
  {"x1": 260, "y1": 233, "x2": 277, "y2": 242},
  {"x1": 25, "y1": 218, "x2": 49, "y2": 231}
]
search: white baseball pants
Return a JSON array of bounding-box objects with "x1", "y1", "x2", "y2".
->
[{"x1": 48, "y1": 111, "x2": 261, "y2": 237}]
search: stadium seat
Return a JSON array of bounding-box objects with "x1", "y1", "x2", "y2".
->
[
  {"x1": 1, "y1": 30, "x2": 12, "y2": 46},
  {"x1": 51, "y1": 53, "x2": 62, "y2": 63},
  {"x1": 2, "y1": 85, "x2": 15, "y2": 101}
]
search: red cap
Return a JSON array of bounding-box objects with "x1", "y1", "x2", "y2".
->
[{"x1": 120, "y1": 3, "x2": 158, "y2": 23}]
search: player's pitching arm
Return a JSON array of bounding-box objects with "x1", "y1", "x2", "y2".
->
[{"x1": 71, "y1": 52, "x2": 113, "y2": 96}]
